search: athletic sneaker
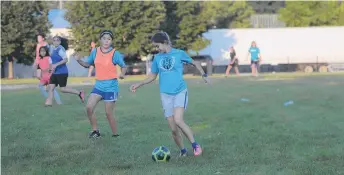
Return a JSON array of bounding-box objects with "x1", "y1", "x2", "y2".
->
[
  {"x1": 112, "y1": 134, "x2": 120, "y2": 138},
  {"x1": 193, "y1": 144, "x2": 203, "y2": 156},
  {"x1": 89, "y1": 130, "x2": 100, "y2": 138},
  {"x1": 79, "y1": 90, "x2": 85, "y2": 103},
  {"x1": 179, "y1": 149, "x2": 187, "y2": 157}
]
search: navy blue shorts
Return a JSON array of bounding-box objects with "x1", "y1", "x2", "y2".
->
[
  {"x1": 91, "y1": 88, "x2": 118, "y2": 102},
  {"x1": 251, "y1": 60, "x2": 259, "y2": 67}
]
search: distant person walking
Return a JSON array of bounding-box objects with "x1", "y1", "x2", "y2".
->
[
  {"x1": 247, "y1": 41, "x2": 262, "y2": 77},
  {"x1": 225, "y1": 46, "x2": 240, "y2": 76}
]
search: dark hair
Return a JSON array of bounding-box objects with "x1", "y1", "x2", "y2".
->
[
  {"x1": 151, "y1": 31, "x2": 171, "y2": 45},
  {"x1": 37, "y1": 33, "x2": 45, "y2": 38},
  {"x1": 230, "y1": 46, "x2": 236, "y2": 55},
  {"x1": 53, "y1": 35, "x2": 69, "y2": 50},
  {"x1": 39, "y1": 46, "x2": 50, "y2": 59},
  {"x1": 100, "y1": 30, "x2": 113, "y2": 39}
]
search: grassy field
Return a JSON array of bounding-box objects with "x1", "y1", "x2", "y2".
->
[{"x1": 2, "y1": 74, "x2": 344, "y2": 175}]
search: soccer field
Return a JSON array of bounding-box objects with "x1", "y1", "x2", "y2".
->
[{"x1": 2, "y1": 74, "x2": 344, "y2": 175}]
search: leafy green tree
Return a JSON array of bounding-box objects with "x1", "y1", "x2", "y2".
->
[
  {"x1": 172, "y1": 1, "x2": 254, "y2": 54},
  {"x1": 279, "y1": 1, "x2": 344, "y2": 27},
  {"x1": 249, "y1": 1, "x2": 285, "y2": 14},
  {"x1": 1, "y1": 1, "x2": 51, "y2": 64},
  {"x1": 65, "y1": 1, "x2": 165, "y2": 57}
]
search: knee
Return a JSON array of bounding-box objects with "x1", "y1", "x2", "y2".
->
[
  {"x1": 86, "y1": 105, "x2": 93, "y2": 114},
  {"x1": 105, "y1": 111, "x2": 113, "y2": 118},
  {"x1": 174, "y1": 118, "x2": 184, "y2": 127},
  {"x1": 60, "y1": 87, "x2": 67, "y2": 92}
]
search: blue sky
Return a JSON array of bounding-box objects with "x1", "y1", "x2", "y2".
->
[{"x1": 48, "y1": 9, "x2": 71, "y2": 28}]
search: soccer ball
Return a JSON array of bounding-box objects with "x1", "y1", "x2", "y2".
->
[{"x1": 152, "y1": 146, "x2": 171, "y2": 162}]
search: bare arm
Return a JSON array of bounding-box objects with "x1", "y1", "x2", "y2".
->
[
  {"x1": 190, "y1": 60, "x2": 206, "y2": 76},
  {"x1": 73, "y1": 53, "x2": 91, "y2": 68},
  {"x1": 54, "y1": 58, "x2": 67, "y2": 67},
  {"x1": 76, "y1": 59, "x2": 91, "y2": 68},
  {"x1": 189, "y1": 59, "x2": 209, "y2": 83},
  {"x1": 120, "y1": 67, "x2": 127, "y2": 76},
  {"x1": 137, "y1": 73, "x2": 158, "y2": 87}
]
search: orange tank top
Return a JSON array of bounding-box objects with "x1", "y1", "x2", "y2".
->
[{"x1": 94, "y1": 47, "x2": 118, "y2": 80}]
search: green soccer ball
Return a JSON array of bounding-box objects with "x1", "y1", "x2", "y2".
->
[{"x1": 152, "y1": 146, "x2": 171, "y2": 162}]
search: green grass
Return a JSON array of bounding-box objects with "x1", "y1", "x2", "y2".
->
[
  {"x1": 2, "y1": 75, "x2": 344, "y2": 175},
  {"x1": 1, "y1": 72, "x2": 344, "y2": 85}
]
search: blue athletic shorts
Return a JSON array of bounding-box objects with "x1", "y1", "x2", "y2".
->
[
  {"x1": 160, "y1": 89, "x2": 188, "y2": 118},
  {"x1": 91, "y1": 88, "x2": 118, "y2": 102}
]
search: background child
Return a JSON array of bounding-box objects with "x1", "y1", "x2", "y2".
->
[
  {"x1": 45, "y1": 36, "x2": 84, "y2": 106},
  {"x1": 34, "y1": 46, "x2": 62, "y2": 105}
]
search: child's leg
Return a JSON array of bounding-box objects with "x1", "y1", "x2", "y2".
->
[
  {"x1": 38, "y1": 83, "x2": 48, "y2": 97},
  {"x1": 173, "y1": 89, "x2": 202, "y2": 156},
  {"x1": 104, "y1": 101, "x2": 118, "y2": 135},
  {"x1": 167, "y1": 116, "x2": 185, "y2": 150},
  {"x1": 173, "y1": 107, "x2": 195, "y2": 144},
  {"x1": 56, "y1": 74, "x2": 84, "y2": 102},
  {"x1": 234, "y1": 66, "x2": 240, "y2": 75},
  {"x1": 53, "y1": 88, "x2": 62, "y2": 104},
  {"x1": 174, "y1": 107, "x2": 202, "y2": 156},
  {"x1": 86, "y1": 94, "x2": 102, "y2": 131},
  {"x1": 45, "y1": 84, "x2": 56, "y2": 106},
  {"x1": 225, "y1": 65, "x2": 232, "y2": 76},
  {"x1": 251, "y1": 64, "x2": 256, "y2": 76}
]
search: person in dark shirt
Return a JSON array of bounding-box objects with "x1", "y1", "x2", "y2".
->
[{"x1": 225, "y1": 46, "x2": 240, "y2": 76}]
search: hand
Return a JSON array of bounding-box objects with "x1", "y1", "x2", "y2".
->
[
  {"x1": 119, "y1": 73, "x2": 125, "y2": 79},
  {"x1": 36, "y1": 75, "x2": 41, "y2": 80},
  {"x1": 130, "y1": 83, "x2": 141, "y2": 92},
  {"x1": 201, "y1": 74, "x2": 209, "y2": 84},
  {"x1": 51, "y1": 64, "x2": 57, "y2": 73}
]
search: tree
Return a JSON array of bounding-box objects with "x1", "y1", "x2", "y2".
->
[
  {"x1": 1, "y1": 1, "x2": 51, "y2": 78},
  {"x1": 249, "y1": 1, "x2": 285, "y2": 14},
  {"x1": 169, "y1": 1, "x2": 254, "y2": 54},
  {"x1": 202, "y1": 1, "x2": 255, "y2": 29},
  {"x1": 65, "y1": 1, "x2": 165, "y2": 57},
  {"x1": 279, "y1": 1, "x2": 344, "y2": 27}
]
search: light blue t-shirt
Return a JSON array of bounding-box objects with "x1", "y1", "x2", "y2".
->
[
  {"x1": 249, "y1": 47, "x2": 260, "y2": 61},
  {"x1": 87, "y1": 47, "x2": 126, "y2": 92},
  {"x1": 151, "y1": 48, "x2": 192, "y2": 95}
]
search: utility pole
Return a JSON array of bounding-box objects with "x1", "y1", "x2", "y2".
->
[{"x1": 59, "y1": 0, "x2": 63, "y2": 9}]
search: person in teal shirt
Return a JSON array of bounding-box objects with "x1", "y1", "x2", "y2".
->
[{"x1": 247, "y1": 41, "x2": 262, "y2": 77}]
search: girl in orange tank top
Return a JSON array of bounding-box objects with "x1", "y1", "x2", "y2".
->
[{"x1": 74, "y1": 30, "x2": 127, "y2": 138}]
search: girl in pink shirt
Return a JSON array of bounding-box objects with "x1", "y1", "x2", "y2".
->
[
  {"x1": 35, "y1": 46, "x2": 62, "y2": 105},
  {"x1": 33, "y1": 34, "x2": 48, "y2": 79}
]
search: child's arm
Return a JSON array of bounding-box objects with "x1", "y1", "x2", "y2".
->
[
  {"x1": 181, "y1": 51, "x2": 208, "y2": 83},
  {"x1": 113, "y1": 52, "x2": 127, "y2": 79},
  {"x1": 130, "y1": 73, "x2": 158, "y2": 92},
  {"x1": 73, "y1": 50, "x2": 96, "y2": 68},
  {"x1": 258, "y1": 48, "x2": 262, "y2": 62},
  {"x1": 190, "y1": 59, "x2": 206, "y2": 76},
  {"x1": 130, "y1": 56, "x2": 158, "y2": 92}
]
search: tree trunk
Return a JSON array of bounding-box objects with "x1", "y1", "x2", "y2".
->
[
  {"x1": 8, "y1": 57, "x2": 14, "y2": 79},
  {"x1": 1, "y1": 61, "x2": 5, "y2": 78}
]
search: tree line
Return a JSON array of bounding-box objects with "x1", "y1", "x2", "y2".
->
[{"x1": 1, "y1": 1, "x2": 344, "y2": 67}]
